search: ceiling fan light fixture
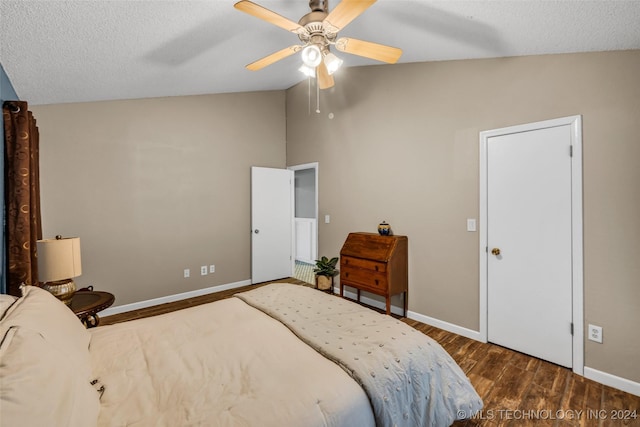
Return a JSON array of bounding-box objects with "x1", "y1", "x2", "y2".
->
[
  {"x1": 298, "y1": 64, "x2": 316, "y2": 77},
  {"x1": 234, "y1": 0, "x2": 402, "y2": 90},
  {"x1": 301, "y1": 45, "x2": 322, "y2": 67},
  {"x1": 324, "y1": 52, "x2": 343, "y2": 75}
]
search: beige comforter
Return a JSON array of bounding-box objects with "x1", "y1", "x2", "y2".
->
[
  {"x1": 236, "y1": 283, "x2": 483, "y2": 427},
  {"x1": 89, "y1": 296, "x2": 375, "y2": 427}
]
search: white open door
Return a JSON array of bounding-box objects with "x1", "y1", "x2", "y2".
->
[{"x1": 251, "y1": 167, "x2": 294, "y2": 284}]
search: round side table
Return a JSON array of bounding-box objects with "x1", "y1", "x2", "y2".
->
[{"x1": 69, "y1": 288, "x2": 115, "y2": 328}]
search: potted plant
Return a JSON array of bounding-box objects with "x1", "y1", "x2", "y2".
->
[{"x1": 314, "y1": 256, "x2": 339, "y2": 292}]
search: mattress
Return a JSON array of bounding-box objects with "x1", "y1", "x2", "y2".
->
[{"x1": 89, "y1": 283, "x2": 482, "y2": 426}]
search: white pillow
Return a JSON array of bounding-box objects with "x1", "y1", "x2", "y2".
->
[
  {"x1": 0, "y1": 293, "x2": 17, "y2": 319},
  {"x1": 0, "y1": 286, "x2": 100, "y2": 427},
  {"x1": 0, "y1": 286, "x2": 90, "y2": 362}
]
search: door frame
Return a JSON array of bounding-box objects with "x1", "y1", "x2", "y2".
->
[
  {"x1": 288, "y1": 162, "x2": 319, "y2": 270},
  {"x1": 479, "y1": 115, "x2": 584, "y2": 375}
]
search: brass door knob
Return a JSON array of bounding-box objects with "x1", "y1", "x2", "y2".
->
[{"x1": 491, "y1": 248, "x2": 501, "y2": 256}]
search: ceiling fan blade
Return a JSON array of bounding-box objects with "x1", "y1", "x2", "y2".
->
[
  {"x1": 317, "y1": 62, "x2": 335, "y2": 90},
  {"x1": 234, "y1": 0, "x2": 306, "y2": 34},
  {"x1": 323, "y1": 0, "x2": 376, "y2": 33},
  {"x1": 335, "y1": 37, "x2": 402, "y2": 63},
  {"x1": 246, "y1": 45, "x2": 302, "y2": 71}
]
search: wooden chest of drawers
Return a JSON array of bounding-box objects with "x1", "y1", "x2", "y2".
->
[{"x1": 339, "y1": 232, "x2": 408, "y2": 316}]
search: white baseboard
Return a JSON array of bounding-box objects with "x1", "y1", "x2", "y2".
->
[
  {"x1": 100, "y1": 279, "x2": 252, "y2": 317},
  {"x1": 335, "y1": 287, "x2": 483, "y2": 343},
  {"x1": 584, "y1": 367, "x2": 640, "y2": 397},
  {"x1": 337, "y1": 287, "x2": 407, "y2": 317},
  {"x1": 407, "y1": 310, "x2": 484, "y2": 342}
]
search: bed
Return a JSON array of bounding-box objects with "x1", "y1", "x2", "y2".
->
[{"x1": 1, "y1": 283, "x2": 482, "y2": 426}]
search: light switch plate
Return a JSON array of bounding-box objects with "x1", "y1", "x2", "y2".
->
[{"x1": 467, "y1": 218, "x2": 477, "y2": 232}]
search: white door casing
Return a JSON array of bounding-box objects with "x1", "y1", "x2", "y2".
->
[
  {"x1": 479, "y1": 116, "x2": 584, "y2": 374},
  {"x1": 251, "y1": 167, "x2": 294, "y2": 284}
]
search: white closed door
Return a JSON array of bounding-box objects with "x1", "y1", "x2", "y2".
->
[
  {"x1": 251, "y1": 167, "x2": 293, "y2": 284},
  {"x1": 486, "y1": 124, "x2": 574, "y2": 368}
]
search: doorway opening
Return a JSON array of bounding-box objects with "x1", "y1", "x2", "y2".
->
[{"x1": 288, "y1": 163, "x2": 319, "y2": 285}]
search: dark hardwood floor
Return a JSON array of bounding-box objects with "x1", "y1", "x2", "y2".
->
[{"x1": 101, "y1": 279, "x2": 640, "y2": 427}]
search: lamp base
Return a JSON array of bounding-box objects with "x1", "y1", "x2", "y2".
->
[{"x1": 41, "y1": 279, "x2": 77, "y2": 306}]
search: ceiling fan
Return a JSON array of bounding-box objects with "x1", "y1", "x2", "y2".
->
[{"x1": 234, "y1": 0, "x2": 402, "y2": 89}]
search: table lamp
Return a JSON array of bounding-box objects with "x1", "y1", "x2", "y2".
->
[{"x1": 37, "y1": 235, "x2": 82, "y2": 305}]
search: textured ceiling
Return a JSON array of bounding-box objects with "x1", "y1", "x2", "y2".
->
[{"x1": 1, "y1": 0, "x2": 639, "y2": 106}]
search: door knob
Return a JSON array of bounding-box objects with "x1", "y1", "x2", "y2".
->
[
  {"x1": 254, "y1": 229, "x2": 260, "y2": 234},
  {"x1": 491, "y1": 248, "x2": 501, "y2": 256}
]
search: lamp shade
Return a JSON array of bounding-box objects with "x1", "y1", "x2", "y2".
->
[
  {"x1": 37, "y1": 237, "x2": 82, "y2": 282},
  {"x1": 298, "y1": 64, "x2": 316, "y2": 77},
  {"x1": 324, "y1": 52, "x2": 343, "y2": 75},
  {"x1": 301, "y1": 45, "x2": 322, "y2": 68}
]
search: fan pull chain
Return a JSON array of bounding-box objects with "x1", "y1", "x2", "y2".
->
[
  {"x1": 308, "y1": 76, "x2": 311, "y2": 115},
  {"x1": 316, "y1": 77, "x2": 320, "y2": 114}
]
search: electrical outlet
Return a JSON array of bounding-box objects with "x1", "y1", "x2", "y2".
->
[
  {"x1": 209, "y1": 264, "x2": 215, "y2": 273},
  {"x1": 200, "y1": 266, "x2": 208, "y2": 276},
  {"x1": 184, "y1": 269, "x2": 190, "y2": 278},
  {"x1": 588, "y1": 324, "x2": 603, "y2": 343}
]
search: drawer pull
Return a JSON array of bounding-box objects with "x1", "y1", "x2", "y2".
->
[
  {"x1": 345, "y1": 272, "x2": 349, "y2": 277},
  {"x1": 375, "y1": 279, "x2": 379, "y2": 286},
  {"x1": 375, "y1": 265, "x2": 379, "y2": 271}
]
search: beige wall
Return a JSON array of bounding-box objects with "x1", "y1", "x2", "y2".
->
[
  {"x1": 286, "y1": 51, "x2": 640, "y2": 382},
  {"x1": 33, "y1": 91, "x2": 286, "y2": 306},
  {"x1": 31, "y1": 51, "x2": 639, "y2": 384}
]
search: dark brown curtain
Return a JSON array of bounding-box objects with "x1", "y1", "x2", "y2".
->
[{"x1": 3, "y1": 101, "x2": 42, "y2": 296}]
